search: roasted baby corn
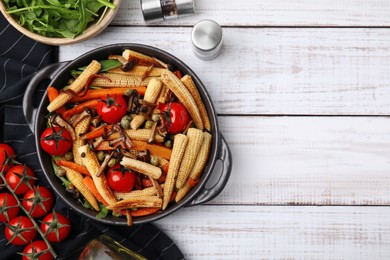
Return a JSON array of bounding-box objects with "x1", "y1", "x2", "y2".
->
[
  {"x1": 91, "y1": 73, "x2": 152, "y2": 88},
  {"x1": 162, "y1": 134, "x2": 188, "y2": 210},
  {"x1": 131, "y1": 78, "x2": 163, "y2": 130},
  {"x1": 47, "y1": 60, "x2": 101, "y2": 112},
  {"x1": 161, "y1": 70, "x2": 204, "y2": 131},
  {"x1": 122, "y1": 49, "x2": 162, "y2": 67},
  {"x1": 78, "y1": 145, "x2": 117, "y2": 205},
  {"x1": 176, "y1": 132, "x2": 212, "y2": 202},
  {"x1": 107, "y1": 196, "x2": 162, "y2": 210},
  {"x1": 156, "y1": 84, "x2": 170, "y2": 105},
  {"x1": 175, "y1": 128, "x2": 204, "y2": 189},
  {"x1": 114, "y1": 185, "x2": 164, "y2": 200},
  {"x1": 120, "y1": 157, "x2": 162, "y2": 179},
  {"x1": 107, "y1": 129, "x2": 164, "y2": 143},
  {"x1": 73, "y1": 116, "x2": 91, "y2": 165},
  {"x1": 108, "y1": 65, "x2": 165, "y2": 77},
  {"x1": 181, "y1": 75, "x2": 211, "y2": 131},
  {"x1": 62, "y1": 166, "x2": 99, "y2": 211}
]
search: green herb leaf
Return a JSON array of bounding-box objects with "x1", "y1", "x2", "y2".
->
[{"x1": 95, "y1": 204, "x2": 109, "y2": 218}]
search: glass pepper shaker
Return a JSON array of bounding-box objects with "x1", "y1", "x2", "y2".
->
[{"x1": 140, "y1": 0, "x2": 195, "y2": 22}]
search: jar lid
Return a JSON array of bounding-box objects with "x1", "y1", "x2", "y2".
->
[
  {"x1": 191, "y1": 19, "x2": 223, "y2": 60},
  {"x1": 176, "y1": 0, "x2": 195, "y2": 17},
  {"x1": 140, "y1": 0, "x2": 164, "y2": 22}
]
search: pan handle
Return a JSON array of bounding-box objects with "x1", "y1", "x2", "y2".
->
[
  {"x1": 188, "y1": 134, "x2": 232, "y2": 206},
  {"x1": 23, "y1": 62, "x2": 68, "y2": 133}
]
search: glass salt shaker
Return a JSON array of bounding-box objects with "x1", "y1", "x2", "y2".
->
[
  {"x1": 140, "y1": 0, "x2": 195, "y2": 22},
  {"x1": 191, "y1": 19, "x2": 223, "y2": 60}
]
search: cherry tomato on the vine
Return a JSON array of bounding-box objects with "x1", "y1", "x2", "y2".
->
[
  {"x1": 22, "y1": 240, "x2": 54, "y2": 260},
  {"x1": 107, "y1": 164, "x2": 136, "y2": 192},
  {"x1": 22, "y1": 186, "x2": 54, "y2": 218},
  {"x1": 40, "y1": 212, "x2": 71, "y2": 243},
  {"x1": 40, "y1": 126, "x2": 72, "y2": 156},
  {"x1": 97, "y1": 95, "x2": 127, "y2": 124},
  {"x1": 161, "y1": 102, "x2": 190, "y2": 134},
  {"x1": 5, "y1": 165, "x2": 36, "y2": 195},
  {"x1": 0, "y1": 143, "x2": 15, "y2": 172},
  {"x1": 0, "y1": 192, "x2": 19, "y2": 222},
  {"x1": 5, "y1": 216, "x2": 37, "y2": 246}
]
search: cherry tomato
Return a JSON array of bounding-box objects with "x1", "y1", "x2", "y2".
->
[
  {"x1": 0, "y1": 143, "x2": 15, "y2": 172},
  {"x1": 97, "y1": 95, "x2": 127, "y2": 124},
  {"x1": 0, "y1": 192, "x2": 19, "y2": 222},
  {"x1": 22, "y1": 240, "x2": 54, "y2": 260},
  {"x1": 5, "y1": 165, "x2": 36, "y2": 195},
  {"x1": 162, "y1": 102, "x2": 190, "y2": 134},
  {"x1": 5, "y1": 216, "x2": 37, "y2": 245},
  {"x1": 22, "y1": 186, "x2": 54, "y2": 218},
  {"x1": 107, "y1": 164, "x2": 136, "y2": 192},
  {"x1": 40, "y1": 126, "x2": 72, "y2": 156},
  {"x1": 40, "y1": 212, "x2": 71, "y2": 243}
]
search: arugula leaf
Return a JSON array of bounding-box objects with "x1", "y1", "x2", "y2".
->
[{"x1": 4, "y1": 0, "x2": 116, "y2": 39}]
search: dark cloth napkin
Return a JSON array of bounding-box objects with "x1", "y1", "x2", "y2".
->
[{"x1": 0, "y1": 15, "x2": 184, "y2": 260}]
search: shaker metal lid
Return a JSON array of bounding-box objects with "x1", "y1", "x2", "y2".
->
[
  {"x1": 176, "y1": 0, "x2": 195, "y2": 16},
  {"x1": 192, "y1": 19, "x2": 223, "y2": 59},
  {"x1": 140, "y1": 0, "x2": 164, "y2": 22}
]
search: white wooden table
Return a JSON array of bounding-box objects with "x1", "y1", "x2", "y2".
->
[{"x1": 60, "y1": 1, "x2": 390, "y2": 259}]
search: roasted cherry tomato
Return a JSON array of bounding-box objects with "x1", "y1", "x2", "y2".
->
[
  {"x1": 22, "y1": 240, "x2": 54, "y2": 260},
  {"x1": 162, "y1": 102, "x2": 190, "y2": 134},
  {"x1": 40, "y1": 126, "x2": 72, "y2": 156},
  {"x1": 0, "y1": 192, "x2": 19, "y2": 222},
  {"x1": 0, "y1": 143, "x2": 15, "y2": 172},
  {"x1": 5, "y1": 165, "x2": 36, "y2": 195},
  {"x1": 97, "y1": 95, "x2": 127, "y2": 124},
  {"x1": 5, "y1": 216, "x2": 37, "y2": 246},
  {"x1": 22, "y1": 186, "x2": 54, "y2": 218},
  {"x1": 107, "y1": 164, "x2": 136, "y2": 192},
  {"x1": 40, "y1": 212, "x2": 71, "y2": 243}
]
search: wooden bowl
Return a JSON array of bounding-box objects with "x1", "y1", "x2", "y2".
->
[{"x1": 0, "y1": 0, "x2": 121, "y2": 45}]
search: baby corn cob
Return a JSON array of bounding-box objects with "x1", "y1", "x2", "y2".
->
[
  {"x1": 107, "y1": 196, "x2": 162, "y2": 210},
  {"x1": 78, "y1": 145, "x2": 117, "y2": 205},
  {"x1": 114, "y1": 185, "x2": 164, "y2": 200},
  {"x1": 73, "y1": 116, "x2": 91, "y2": 165},
  {"x1": 162, "y1": 134, "x2": 188, "y2": 210},
  {"x1": 175, "y1": 128, "x2": 204, "y2": 189},
  {"x1": 108, "y1": 65, "x2": 165, "y2": 77},
  {"x1": 120, "y1": 157, "x2": 162, "y2": 179},
  {"x1": 156, "y1": 84, "x2": 170, "y2": 105},
  {"x1": 131, "y1": 78, "x2": 163, "y2": 130},
  {"x1": 107, "y1": 129, "x2": 164, "y2": 143},
  {"x1": 161, "y1": 70, "x2": 204, "y2": 131},
  {"x1": 47, "y1": 60, "x2": 101, "y2": 112},
  {"x1": 91, "y1": 73, "x2": 152, "y2": 88},
  {"x1": 62, "y1": 166, "x2": 99, "y2": 211},
  {"x1": 122, "y1": 49, "x2": 162, "y2": 67},
  {"x1": 176, "y1": 132, "x2": 212, "y2": 202},
  {"x1": 181, "y1": 75, "x2": 211, "y2": 131}
]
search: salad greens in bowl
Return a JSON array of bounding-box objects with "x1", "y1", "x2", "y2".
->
[{"x1": 0, "y1": 0, "x2": 120, "y2": 45}]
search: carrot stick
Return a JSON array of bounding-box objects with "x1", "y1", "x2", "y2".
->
[
  {"x1": 62, "y1": 99, "x2": 99, "y2": 119},
  {"x1": 69, "y1": 87, "x2": 146, "y2": 103},
  {"x1": 80, "y1": 125, "x2": 112, "y2": 140},
  {"x1": 130, "y1": 207, "x2": 160, "y2": 217},
  {"x1": 56, "y1": 160, "x2": 90, "y2": 176},
  {"x1": 96, "y1": 140, "x2": 172, "y2": 160},
  {"x1": 47, "y1": 86, "x2": 66, "y2": 114},
  {"x1": 83, "y1": 176, "x2": 109, "y2": 206}
]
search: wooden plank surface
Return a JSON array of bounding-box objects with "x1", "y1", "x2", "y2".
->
[
  {"x1": 115, "y1": 0, "x2": 390, "y2": 27},
  {"x1": 212, "y1": 116, "x2": 390, "y2": 205},
  {"x1": 60, "y1": 27, "x2": 390, "y2": 115},
  {"x1": 156, "y1": 205, "x2": 390, "y2": 259}
]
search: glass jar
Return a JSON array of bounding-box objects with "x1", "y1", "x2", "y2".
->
[
  {"x1": 140, "y1": 0, "x2": 195, "y2": 22},
  {"x1": 79, "y1": 235, "x2": 147, "y2": 260}
]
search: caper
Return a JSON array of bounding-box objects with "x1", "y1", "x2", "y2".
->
[
  {"x1": 97, "y1": 151, "x2": 105, "y2": 162},
  {"x1": 120, "y1": 115, "x2": 132, "y2": 129},
  {"x1": 57, "y1": 168, "x2": 66, "y2": 177},
  {"x1": 152, "y1": 113, "x2": 160, "y2": 122},
  {"x1": 108, "y1": 158, "x2": 117, "y2": 168},
  {"x1": 164, "y1": 139, "x2": 173, "y2": 148},
  {"x1": 150, "y1": 155, "x2": 159, "y2": 166},
  {"x1": 145, "y1": 120, "x2": 154, "y2": 129},
  {"x1": 67, "y1": 78, "x2": 75, "y2": 85},
  {"x1": 124, "y1": 89, "x2": 134, "y2": 96},
  {"x1": 64, "y1": 151, "x2": 73, "y2": 161},
  {"x1": 68, "y1": 184, "x2": 75, "y2": 190}
]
